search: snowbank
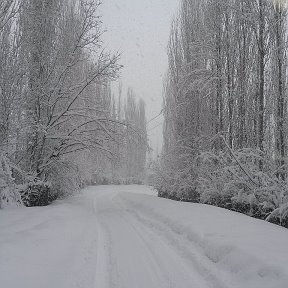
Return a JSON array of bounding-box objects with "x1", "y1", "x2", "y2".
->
[
  {"x1": 118, "y1": 190, "x2": 288, "y2": 288},
  {"x1": 0, "y1": 195, "x2": 99, "y2": 288}
]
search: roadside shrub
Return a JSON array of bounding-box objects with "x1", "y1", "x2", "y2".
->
[
  {"x1": 0, "y1": 155, "x2": 22, "y2": 208},
  {"x1": 45, "y1": 160, "x2": 82, "y2": 200},
  {"x1": 153, "y1": 139, "x2": 288, "y2": 228},
  {"x1": 20, "y1": 180, "x2": 55, "y2": 207}
]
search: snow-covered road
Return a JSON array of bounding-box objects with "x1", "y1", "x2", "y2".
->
[
  {"x1": 1, "y1": 185, "x2": 288, "y2": 288},
  {"x1": 93, "y1": 187, "x2": 208, "y2": 288}
]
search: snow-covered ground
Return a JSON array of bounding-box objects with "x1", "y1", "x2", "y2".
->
[{"x1": 0, "y1": 185, "x2": 288, "y2": 288}]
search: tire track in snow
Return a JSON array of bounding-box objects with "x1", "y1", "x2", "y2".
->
[
  {"x1": 116, "y1": 194, "x2": 229, "y2": 288},
  {"x1": 112, "y1": 205, "x2": 205, "y2": 288},
  {"x1": 93, "y1": 194, "x2": 112, "y2": 288},
  {"x1": 92, "y1": 190, "x2": 210, "y2": 288}
]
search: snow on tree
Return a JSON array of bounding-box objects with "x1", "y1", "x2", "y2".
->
[
  {"x1": 0, "y1": 0, "x2": 128, "y2": 207},
  {"x1": 155, "y1": 0, "x2": 288, "y2": 228}
]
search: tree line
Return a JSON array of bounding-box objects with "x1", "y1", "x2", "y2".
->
[
  {"x1": 0, "y1": 0, "x2": 147, "y2": 208},
  {"x1": 154, "y1": 0, "x2": 288, "y2": 227}
]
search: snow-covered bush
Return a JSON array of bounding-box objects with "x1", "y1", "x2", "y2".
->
[
  {"x1": 197, "y1": 145, "x2": 288, "y2": 227},
  {"x1": 0, "y1": 155, "x2": 22, "y2": 208},
  {"x1": 153, "y1": 143, "x2": 200, "y2": 202},
  {"x1": 46, "y1": 161, "x2": 83, "y2": 199},
  {"x1": 0, "y1": 154, "x2": 59, "y2": 208},
  {"x1": 153, "y1": 142, "x2": 288, "y2": 228},
  {"x1": 19, "y1": 179, "x2": 53, "y2": 207},
  {"x1": 0, "y1": 156, "x2": 84, "y2": 208}
]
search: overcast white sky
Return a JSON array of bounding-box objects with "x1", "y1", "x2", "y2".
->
[{"x1": 100, "y1": 0, "x2": 180, "y2": 155}]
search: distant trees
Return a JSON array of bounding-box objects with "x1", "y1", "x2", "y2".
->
[
  {"x1": 123, "y1": 90, "x2": 147, "y2": 181},
  {"x1": 155, "y1": 0, "x2": 288, "y2": 227},
  {"x1": 104, "y1": 87, "x2": 147, "y2": 184},
  {"x1": 81, "y1": 84, "x2": 148, "y2": 186},
  {"x1": 0, "y1": 0, "x2": 147, "y2": 207}
]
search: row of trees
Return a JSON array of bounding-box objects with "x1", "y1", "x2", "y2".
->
[
  {"x1": 87, "y1": 85, "x2": 148, "y2": 185},
  {"x1": 0, "y1": 0, "x2": 147, "y2": 208},
  {"x1": 109, "y1": 87, "x2": 147, "y2": 184},
  {"x1": 155, "y1": 0, "x2": 288, "y2": 227}
]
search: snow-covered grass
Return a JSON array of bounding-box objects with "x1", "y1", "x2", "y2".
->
[{"x1": 0, "y1": 185, "x2": 287, "y2": 288}]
